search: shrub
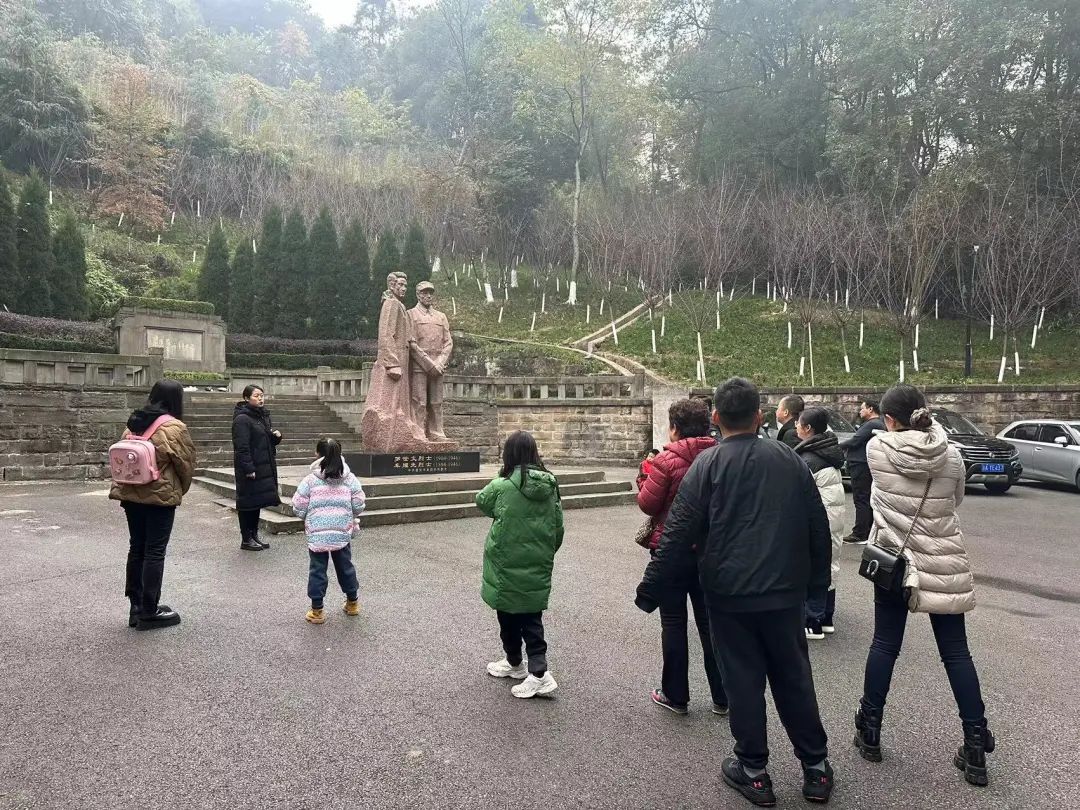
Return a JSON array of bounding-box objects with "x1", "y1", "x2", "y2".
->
[
  {"x1": 226, "y1": 333, "x2": 376, "y2": 355},
  {"x1": 226, "y1": 352, "x2": 370, "y2": 370},
  {"x1": 164, "y1": 370, "x2": 227, "y2": 382},
  {"x1": 0, "y1": 332, "x2": 117, "y2": 353},
  {"x1": 85, "y1": 253, "x2": 126, "y2": 319},
  {"x1": 118, "y1": 296, "x2": 215, "y2": 316},
  {"x1": 0, "y1": 311, "x2": 115, "y2": 350}
]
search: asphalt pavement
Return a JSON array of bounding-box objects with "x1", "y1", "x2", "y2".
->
[{"x1": 1, "y1": 476, "x2": 1078, "y2": 810}]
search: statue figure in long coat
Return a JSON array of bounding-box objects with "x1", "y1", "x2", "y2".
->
[{"x1": 360, "y1": 272, "x2": 431, "y2": 453}]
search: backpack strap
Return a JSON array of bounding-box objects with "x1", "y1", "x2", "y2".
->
[{"x1": 139, "y1": 414, "x2": 175, "y2": 440}]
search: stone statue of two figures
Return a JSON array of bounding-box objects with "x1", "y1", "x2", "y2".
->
[{"x1": 360, "y1": 272, "x2": 458, "y2": 453}]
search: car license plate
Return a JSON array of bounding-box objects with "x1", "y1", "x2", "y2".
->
[{"x1": 982, "y1": 463, "x2": 1006, "y2": 474}]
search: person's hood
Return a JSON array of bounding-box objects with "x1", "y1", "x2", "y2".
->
[
  {"x1": 234, "y1": 401, "x2": 267, "y2": 420},
  {"x1": 308, "y1": 457, "x2": 353, "y2": 480},
  {"x1": 510, "y1": 466, "x2": 559, "y2": 502},
  {"x1": 874, "y1": 424, "x2": 952, "y2": 478},
  {"x1": 664, "y1": 436, "x2": 718, "y2": 465},
  {"x1": 795, "y1": 433, "x2": 844, "y2": 469},
  {"x1": 127, "y1": 404, "x2": 172, "y2": 434}
]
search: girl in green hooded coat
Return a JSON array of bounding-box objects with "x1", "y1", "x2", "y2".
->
[{"x1": 476, "y1": 430, "x2": 565, "y2": 699}]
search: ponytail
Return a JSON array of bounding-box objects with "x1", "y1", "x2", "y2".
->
[{"x1": 318, "y1": 438, "x2": 345, "y2": 479}]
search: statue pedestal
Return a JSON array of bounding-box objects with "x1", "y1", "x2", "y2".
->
[{"x1": 345, "y1": 452, "x2": 481, "y2": 477}]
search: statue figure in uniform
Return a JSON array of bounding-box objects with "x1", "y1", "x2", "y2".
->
[{"x1": 407, "y1": 280, "x2": 454, "y2": 441}]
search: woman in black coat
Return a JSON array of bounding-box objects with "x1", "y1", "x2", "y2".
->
[{"x1": 232, "y1": 384, "x2": 282, "y2": 551}]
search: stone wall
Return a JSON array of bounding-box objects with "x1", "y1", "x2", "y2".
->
[
  {"x1": 691, "y1": 385, "x2": 1080, "y2": 434},
  {"x1": 0, "y1": 384, "x2": 146, "y2": 481},
  {"x1": 497, "y1": 399, "x2": 653, "y2": 464},
  {"x1": 114, "y1": 306, "x2": 226, "y2": 374}
]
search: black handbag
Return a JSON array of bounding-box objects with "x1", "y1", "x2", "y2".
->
[{"x1": 858, "y1": 477, "x2": 932, "y2": 592}]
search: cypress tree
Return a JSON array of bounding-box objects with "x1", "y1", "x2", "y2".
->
[
  {"x1": 370, "y1": 228, "x2": 401, "y2": 335},
  {"x1": 196, "y1": 224, "x2": 230, "y2": 317},
  {"x1": 50, "y1": 212, "x2": 89, "y2": 320},
  {"x1": 0, "y1": 174, "x2": 18, "y2": 313},
  {"x1": 228, "y1": 239, "x2": 256, "y2": 333},
  {"x1": 400, "y1": 221, "x2": 429, "y2": 309},
  {"x1": 341, "y1": 218, "x2": 371, "y2": 339},
  {"x1": 252, "y1": 206, "x2": 283, "y2": 333},
  {"x1": 306, "y1": 207, "x2": 344, "y2": 339},
  {"x1": 15, "y1": 173, "x2": 53, "y2": 316},
  {"x1": 277, "y1": 206, "x2": 309, "y2": 338}
]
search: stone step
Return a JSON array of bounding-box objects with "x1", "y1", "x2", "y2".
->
[
  {"x1": 194, "y1": 467, "x2": 607, "y2": 497},
  {"x1": 189, "y1": 428, "x2": 353, "y2": 439},
  {"x1": 211, "y1": 489, "x2": 636, "y2": 533},
  {"x1": 194, "y1": 475, "x2": 630, "y2": 515}
]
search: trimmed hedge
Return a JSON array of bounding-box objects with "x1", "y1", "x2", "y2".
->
[
  {"x1": 165, "y1": 370, "x2": 227, "y2": 382},
  {"x1": 121, "y1": 296, "x2": 216, "y2": 316},
  {"x1": 0, "y1": 312, "x2": 116, "y2": 352},
  {"x1": 227, "y1": 333, "x2": 376, "y2": 355},
  {"x1": 226, "y1": 352, "x2": 370, "y2": 370},
  {"x1": 0, "y1": 332, "x2": 118, "y2": 353}
]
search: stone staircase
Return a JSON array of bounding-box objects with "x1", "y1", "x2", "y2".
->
[
  {"x1": 183, "y1": 392, "x2": 361, "y2": 469},
  {"x1": 193, "y1": 465, "x2": 637, "y2": 534}
]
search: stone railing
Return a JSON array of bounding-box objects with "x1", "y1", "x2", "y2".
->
[
  {"x1": 0, "y1": 347, "x2": 164, "y2": 389},
  {"x1": 316, "y1": 367, "x2": 646, "y2": 403}
]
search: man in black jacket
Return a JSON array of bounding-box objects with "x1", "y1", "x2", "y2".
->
[
  {"x1": 839, "y1": 398, "x2": 885, "y2": 545},
  {"x1": 774, "y1": 394, "x2": 804, "y2": 448},
  {"x1": 637, "y1": 377, "x2": 833, "y2": 806}
]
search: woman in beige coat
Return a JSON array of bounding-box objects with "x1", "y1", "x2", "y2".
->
[
  {"x1": 854, "y1": 384, "x2": 994, "y2": 788},
  {"x1": 110, "y1": 380, "x2": 196, "y2": 631}
]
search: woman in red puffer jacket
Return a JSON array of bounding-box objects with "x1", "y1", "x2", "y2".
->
[{"x1": 636, "y1": 397, "x2": 727, "y2": 715}]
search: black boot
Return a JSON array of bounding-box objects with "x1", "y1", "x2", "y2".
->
[
  {"x1": 853, "y1": 701, "x2": 883, "y2": 762},
  {"x1": 253, "y1": 531, "x2": 270, "y2": 550},
  {"x1": 954, "y1": 720, "x2": 992, "y2": 787},
  {"x1": 128, "y1": 598, "x2": 140, "y2": 628},
  {"x1": 240, "y1": 527, "x2": 264, "y2": 551},
  {"x1": 136, "y1": 605, "x2": 181, "y2": 631}
]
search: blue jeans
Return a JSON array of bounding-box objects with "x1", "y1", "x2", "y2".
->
[
  {"x1": 307, "y1": 546, "x2": 359, "y2": 606},
  {"x1": 862, "y1": 585, "x2": 986, "y2": 723}
]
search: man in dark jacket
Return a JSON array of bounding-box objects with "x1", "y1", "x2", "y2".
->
[
  {"x1": 637, "y1": 377, "x2": 833, "y2": 807},
  {"x1": 839, "y1": 398, "x2": 885, "y2": 545},
  {"x1": 774, "y1": 394, "x2": 804, "y2": 448}
]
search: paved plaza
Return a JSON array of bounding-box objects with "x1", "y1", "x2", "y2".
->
[{"x1": 1, "y1": 476, "x2": 1078, "y2": 809}]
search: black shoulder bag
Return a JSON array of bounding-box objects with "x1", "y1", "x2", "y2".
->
[{"x1": 858, "y1": 477, "x2": 932, "y2": 592}]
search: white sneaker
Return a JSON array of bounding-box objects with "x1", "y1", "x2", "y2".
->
[
  {"x1": 487, "y1": 659, "x2": 528, "y2": 679},
  {"x1": 511, "y1": 672, "x2": 558, "y2": 698}
]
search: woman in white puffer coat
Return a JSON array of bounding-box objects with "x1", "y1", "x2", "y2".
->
[
  {"x1": 793, "y1": 407, "x2": 847, "y2": 640},
  {"x1": 853, "y1": 384, "x2": 994, "y2": 789}
]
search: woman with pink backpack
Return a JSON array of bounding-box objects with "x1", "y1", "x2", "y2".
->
[{"x1": 109, "y1": 380, "x2": 197, "y2": 631}]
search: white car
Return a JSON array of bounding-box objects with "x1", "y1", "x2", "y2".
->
[{"x1": 997, "y1": 420, "x2": 1080, "y2": 492}]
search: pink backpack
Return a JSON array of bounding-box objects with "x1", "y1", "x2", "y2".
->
[{"x1": 109, "y1": 415, "x2": 175, "y2": 485}]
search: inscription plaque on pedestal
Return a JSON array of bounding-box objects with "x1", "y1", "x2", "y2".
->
[{"x1": 346, "y1": 452, "x2": 481, "y2": 477}]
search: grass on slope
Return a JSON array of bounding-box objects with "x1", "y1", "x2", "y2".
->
[
  {"x1": 435, "y1": 265, "x2": 643, "y2": 346},
  {"x1": 614, "y1": 296, "x2": 1080, "y2": 388}
]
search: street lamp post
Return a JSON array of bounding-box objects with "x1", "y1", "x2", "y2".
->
[{"x1": 965, "y1": 245, "x2": 978, "y2": 377}]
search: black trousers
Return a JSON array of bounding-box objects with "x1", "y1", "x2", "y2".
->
[
  {"x1": 708, "y1": 605, "x2": 829, "y2": 770},
  {"x1": 237, "y1": 508, "x2": 261, "y2": 538},
  {"x1": 849, "y1": 462, "x2": 874, "y2": 541},
  {"x1": 659, "y1": 579, "x2": 727, "y2": 707},
  {"x1": 497, "y1": 610, "x2": 548, "y2": 676},
  {"x1": 122, "y1": 502, "x2": 177, "y2": 615},
  {"x1": 863, "y1": 586, "x2": 986, "y2": 723}
]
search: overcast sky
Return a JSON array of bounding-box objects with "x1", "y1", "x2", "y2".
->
[{"x1": 307, "y1": 0, "x2": 357, "y2": 29}]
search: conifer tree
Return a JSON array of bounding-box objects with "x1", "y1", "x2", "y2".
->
[
  {"x1": 228, "y1": 239, "x2": 256, "y2": 333},
  {"x1": 307, "y1": 207, "x2": 345, "y2": 339},
  {"x1": 196, "y1": 224, "x2": 230, "y2": 317},
  {"x1": 400, "y1": 221, "x2": 429, "y2": 309},
  {"x1": 0, "y1": 174, "x2": 18, "y2": 313},
  {"x1": 370, "y1": 228, "x2": 400, "y2": 334},
  {"x1": 341, "y1": 218, "x2": 371, "y2": 338},
  {"x1": 252, "y1": 206, "x2": 283, "y2": 333},
  {"x1": 277, "y1": 206, "x2": 309, "y2": 338},
  {"x1": 15, "y1": 173, "x2": 53, "y2": 316},
  {"x1": 50, "y1": 212, "x2": 89, "y2": 320}
]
